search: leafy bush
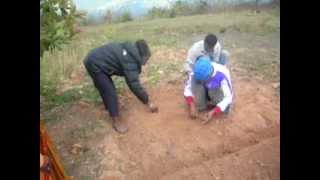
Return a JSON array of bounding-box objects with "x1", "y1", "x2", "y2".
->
[
  {"x1": 194, "y1": 0, "x2": 211, "y2": 14},
  {"x1": 40, "y1": 0, "x2": 85, "y2": 56},
  {"x1": 146, "y1": 0, "x2": 211, "y2": 20},
  {"x1": 146, "y1": 7, "x2": 176, "y2": 19},
  {"x1": 119, "y1": 11, "x2": 133, "y2": 22},
  {"x1": 171, "y1": 0, "x2": 193, "y2": 16}
]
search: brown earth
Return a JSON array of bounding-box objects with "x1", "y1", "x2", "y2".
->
[
  {"x1": 45, "y1": 29, "x2": 280, "y2": 180},
  {"x1": 47, "y1": 74, "x2": 279, "y2": 180}
]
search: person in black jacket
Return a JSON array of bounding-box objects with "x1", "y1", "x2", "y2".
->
[{"x1": 83, "y1": 39, "x2": 158, "y2": 134}]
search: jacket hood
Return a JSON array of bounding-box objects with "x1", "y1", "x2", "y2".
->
[{"x1": 121, "y1": 42, "x2": 144, "y2": 66}]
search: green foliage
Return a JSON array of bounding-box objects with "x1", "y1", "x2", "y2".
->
[
  {"x1": 41, "y1": 88, "x2": 82, "y2": 110},
  {"x1": 194, "y1": 0, "x2": 211, "y2": 14},
  {"x1": 40, "y1": 8, "x2": 279, "y2": 110},
  {"x1": 146, "y1": 7, "x2": 176, "y2": 19},
  {"x1": 146, "y1": 0, "x2": 211, "y2": 20},
  {"x1": 40, "y1": 0, "x2": 85, "y2": 56},
  {"x1": 112, "y1": 77, "x2": 127, "y2": 94},
  {"x1": 146, "y1": 64, "x2": 161, "y2": 85},
  {"x1": 119, "y1": 11, "x2": 133, "y2": 22},
  {"x1": 171, "y1": 0, "x2": 193, "y2": 16}
]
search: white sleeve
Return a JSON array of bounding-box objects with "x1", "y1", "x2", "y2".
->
[
  {"x1": 184, "y1": 72, "x2": 194, "y2": 97},
  {"x1": 217, "y1": 79, "x2": 232, "y2": 111},
  {"x1": 213, "y1": 42, "x2": 221, "y2": 63},
  {"x1": 184, "y1": 45, "x2": 202, "y2": 73}
]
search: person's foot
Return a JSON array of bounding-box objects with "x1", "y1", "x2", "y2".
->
[{"x1": 112, "y1": 117, "x2": 128, "y2": 134}]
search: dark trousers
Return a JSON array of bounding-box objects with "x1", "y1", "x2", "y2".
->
[{"x1": 86, "y1": 70, "x2": 119, "y2": 117}]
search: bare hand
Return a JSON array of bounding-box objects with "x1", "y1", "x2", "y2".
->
[
  {"x1": 202, "y1": 110, "x2": 214, "y2": 125},
  {"x1": 148, "y1": 103, "x2": 159, "y2": 113}
]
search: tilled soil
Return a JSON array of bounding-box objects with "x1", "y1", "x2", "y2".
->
[{"x1": 48, "y1": 75, "x2": 279, "y2": 180}]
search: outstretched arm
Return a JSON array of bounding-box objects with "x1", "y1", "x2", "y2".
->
[
  {"x1": 184, "y1": 73, "x2": 197, "y2": 118},
  {"x1": 124, "y1": 70, "x2": 158, "y2": 113}
]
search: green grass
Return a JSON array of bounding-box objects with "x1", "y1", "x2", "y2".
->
[{"x1": 40, "y1": 8, "x2": 280, "y2": 110}]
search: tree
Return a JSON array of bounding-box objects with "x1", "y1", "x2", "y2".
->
[
  {"x1": 255, "y1": 0, "x2": 260, "y2": 13},
  {"x1": 40, "y1": 0, "x2": 85, "y2": 56},
  {"x1": 195, "y1": 0, "x2": 210, "y2": 14},
  {"x1": 104, "y1": 9, "x2": 113, "y2": 24},
  {"x1": 120, "y1": 11, "x2": 133, "y2": 22}
]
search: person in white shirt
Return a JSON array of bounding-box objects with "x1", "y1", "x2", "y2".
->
[
  {"x1": 184, "y1": 33, "x2": 230, "y2": 75},
  {"x1": 184, "y1": 55, "x2": 233, "y2": 124}
]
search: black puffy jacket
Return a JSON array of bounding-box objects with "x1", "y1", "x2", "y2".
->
[{"x1": 84, "y1": 42, "x2": 149, "y2": 104}]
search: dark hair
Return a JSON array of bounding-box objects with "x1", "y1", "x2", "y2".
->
[
  {"x1": 135, "y1": 39, "x2": 151, "y2": 59},
  {"x1": 204, "y1": 34, "x2": 218, "y2": 48}
]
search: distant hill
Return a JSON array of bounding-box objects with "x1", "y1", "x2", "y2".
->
[{"x1": 74, "y1": 0, "x2": 273, "y2": 22}]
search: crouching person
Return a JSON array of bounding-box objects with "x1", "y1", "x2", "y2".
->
[
  {"x1": 84, "y1": 39, "x2": 158, "y2": 134},
  {"x1": 185, "y1": 33, "x2": 230, "y2": 76},
  {"x1": 184, "y1": 55, "x2": 233, "y2": 124}
]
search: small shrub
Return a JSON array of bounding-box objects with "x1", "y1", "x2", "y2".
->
[
  {"x1": 40, "y1": 0, "x2": 85, "y2": 56},
  {"x1": 120, "y1": 11, "x2": 133, "y2": 22}
]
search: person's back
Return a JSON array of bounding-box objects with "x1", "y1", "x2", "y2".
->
[
  {"x1": 83, "y1": 40, "x2": 158, "y2": 134},
  {"x1": 84, "y1": 42, "x2": 142, "y2": 77},
  {"x1": 212, "y1": 62, "x2": 232, "y2": 90}
]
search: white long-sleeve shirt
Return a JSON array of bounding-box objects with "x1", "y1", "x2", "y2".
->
[
  {"x1": 184, "y1": 40, "x2": 222, "y2": 73},
  {"x1": 184, "y1": 62, "x2": 233, "y2": 112}
]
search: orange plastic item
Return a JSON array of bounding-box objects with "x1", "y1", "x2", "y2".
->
[{"x1": 40, "y1": 120, "x2": 72, "y2": 180}]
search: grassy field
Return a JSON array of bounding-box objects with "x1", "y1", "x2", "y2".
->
[
  {"x1": 40, "y1": 7, "x2": 280, "y2": 119},
  {"x1": 41, "y1": 7, "x2": 280, "y2": 179}
]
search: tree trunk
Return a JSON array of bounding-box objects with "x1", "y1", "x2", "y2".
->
[{"x1": 255, "y1": 0, "x2": 260, "y2": 13}]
